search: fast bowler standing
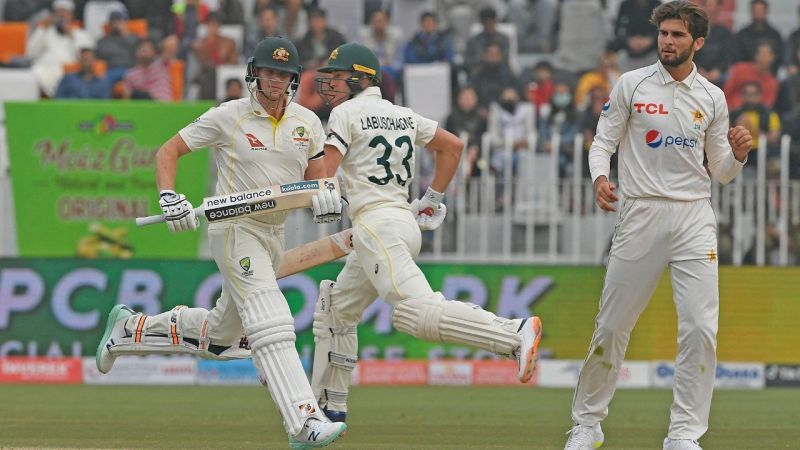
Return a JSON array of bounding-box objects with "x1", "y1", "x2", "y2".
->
[
  {"x1": 564, "y1": 2, "x2": 753, "y2": 450},
  {"x1": 95, "y1": 37, "x2": 346, "y2": 449}
]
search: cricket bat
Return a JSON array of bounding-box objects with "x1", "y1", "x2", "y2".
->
[
  {"x1": 276, "y1": 228, "x2": 353, "y2": 278},
  {"x1": 135, "y1": 178, "x2": 340, "y2": 227}
]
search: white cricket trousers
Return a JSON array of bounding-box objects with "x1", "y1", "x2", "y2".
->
[{"x1": 572, "y1": 197, "x2": 719, "y2": 440}]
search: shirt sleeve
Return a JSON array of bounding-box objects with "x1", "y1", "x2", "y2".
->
[
  {"x1": 324, "y1": 107, "x2": 351, "y2": 156},
  {"x1": 588, "y1": 75, "x2": 631, "y2": 182},
  {"x1": 178, "y1": 105, "x2": 225, "y2": 151},
  {"x1": 413, "y1": 112, "x2": 438, "y2": 148},
  {"x1": 308, "y1": 115, "x2": 325, "y2": 160},
  {"x1": 705, "y1": 92, "x2": 744, "y2": 184}
]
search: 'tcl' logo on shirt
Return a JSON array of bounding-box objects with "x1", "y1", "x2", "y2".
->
[
  {"x1": 645, "y1": 130, "x2": 697, "y2": 149},
  {"x1": 634, "y1": 103, "x2": 669, "y2": 114}
]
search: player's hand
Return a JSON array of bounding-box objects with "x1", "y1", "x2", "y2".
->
[
  {"x1": 594, "y1": 176, "x2": 618, "y2": 212},
  {"x1": 410, "y1": 187, "x2": 446, "y2": 230},
  {"x1": 159, "y1": 190, "x2": 198, "y2": 232},
  {"x1": 728, "y1": 125, "x2": 753, "y2": 162},
  {"x1": 312, "y1": 188, "x2": 342, "y2": 223}
]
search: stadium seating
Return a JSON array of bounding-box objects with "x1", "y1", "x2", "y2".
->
[
  {"x1": 170, "y1": 60, "x2": 185, "y2": 102},
  {"x1": 102, "y1": 19, "x2": 148, "y2": 39},
  {"x1": 0, "y1": 22, "x2": 27, "y2": 64},
  {"x1": 403, "y1": 62, "x2": 451, "y2": 126},
  {"x1": 215, "y1": 64, "x2": 247, "y2": 102},
  {"x1": 319, "y1": 0, "x2": 364, "y2": 42},
  {"x1": 83, "y1": 0, "x2": 127, "y2": 40},
  {"x1": 63, "y1": 60, "x2": 108, "y2": 76}
]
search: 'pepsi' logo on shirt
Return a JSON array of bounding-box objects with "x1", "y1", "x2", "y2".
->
[{"x1": 644, "y1": 130, "x2": 697, "y2": 149}]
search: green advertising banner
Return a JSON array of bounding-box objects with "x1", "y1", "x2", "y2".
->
[
  {"x1": 1, "y1": 259, "x2": 798, "y2": 363},
  {"x1": 5, "y1": 102, "x2": 213, "y2": 259}
]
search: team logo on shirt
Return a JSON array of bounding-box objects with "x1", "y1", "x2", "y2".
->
[
  {"x1": 600, "y1": 97, "x2": 611, "y2": 117},
  {"x1": 245, "y1": 133, "x2": 269, "y2": 151},
  {"x1": 691, "y1": 108, "x2": 705, "y2": 130},
  {"x1": 291, "y1": 126, "x2": 310, "y2": 152},
  {"x1": 239, "y1": 257, "x2": 253, "y2": 277},
  {"x1": 272, "y1": 47, "x2": 290, "y2": 62},
  {"x1": 645, "y1": 130, "x2": 663, "y2": 148}
]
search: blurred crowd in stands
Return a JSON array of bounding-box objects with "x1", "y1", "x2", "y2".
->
[{"x1": 0, "y1": 0, "x2": 799, "y2": 182}]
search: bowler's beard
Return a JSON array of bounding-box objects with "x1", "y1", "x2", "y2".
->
[{"x1": 659, "y1": 46, "x2": 693, "y2": 67}]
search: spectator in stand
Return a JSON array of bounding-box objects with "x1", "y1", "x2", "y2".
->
[
  {"x1": 539, "y1": 81, "x2": 578, "y2": 176},
  {"x1": 524, "y1": 61, "x2": 555, "y2": 118},
  {"x1": 96, "y1": 10, "x2": 140, "y2": 84},
  {"x1": 693, "y1": 0, "x2": 735, "y2": 87},
  {"x1": 358, "y1": 9, "x2": 403, "y2": 81},
  {"x1": 122, "y1": 39, "x2": 172, "y2": 100},
  {"x1": 446, "y1": 86, "x2": 487, "y2": 177},
  {"x1": 471, "y1": 43, "x2": 519, "y2": 111},
  {"x1": 192, "y1": 12, "x2": 238, "y2": 99},
  {"x1": 574, "y1": 52, "x2": 620, "y2": 112},
  {"x1": 3, "y1": 0, "x2": 50, "y2": 22},
  {"x1": 733, "y1": 0, "x2": 783, "y2": 74},
  {"x1": 787, "y1": 5, "x2": 800, "y2": 75},
  {"x1": 123, "y1": 0, "x2": 173, "y2": 41},
  {"x1": 724, "y1": 41, "x2": 778, "y2": 110},
  {"x1": 216, "y1": 0, "x2": 244, "y2": 25},
  {"x1": 690, "y1": 0, "x2": 736, "y2": 30},
  {"x1": 54, "y1": 47, "x2": 112, "y2": 99},
  {"x1": 26, "y1": 0, "x2": 95, "y2": 97},
  {"x1": 294, "y1": 8, "x2": 346, "y2": 69},
  {"x1": 776, "y1": 47, "x2": 800, "y2": 116},
  {"x1": 172, "y1": 0, "x2": 206, "y2": 60},
  {"x1": 611, "y1": 0, "x2": 661, "y2": 72},
  {"x1": 731, "y1": 81, "x2": 781, "y2": 155},
  {"x1": 245, "y1": 6, "x2": 282, "y2": 57},
  {"x1": 403, "y1": 11, "x2": 454, "y2": 65},
  {"x1": 222, "y1": 77, "x2": 243, "y2": 103},
  {"x1": 464, "y1": 7, "x2": 510, "y2": 76},
  {"x1": 252, "y1": 0, "x2": 302, "y2": 38},
  {"x1": 488, "y1": 87, "x2": 535, "y2": 178}
]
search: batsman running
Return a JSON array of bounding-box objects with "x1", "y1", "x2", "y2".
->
[
  {"x1": 95, "y1": 37, "x2": 346, "y2": 449},
  {"x1": 309, "y1": 43, "x2": 543, "y2": 425}
]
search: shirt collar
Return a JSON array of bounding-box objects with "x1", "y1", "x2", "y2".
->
[
  {"x1": 249, "y1": 94, "x2": 295, "y2": 120},
  {"x1": 655, "y1": 60, "x2": 698, "y2": 88},
  {"x1": 355, "y1": 86, "x2": 382, "y2": 99}
]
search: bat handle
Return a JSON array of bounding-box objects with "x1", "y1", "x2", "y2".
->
[{"x1": 135, "y1": 206, "x2": 205, "y2": 227}]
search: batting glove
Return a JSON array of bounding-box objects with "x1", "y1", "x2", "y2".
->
[
  {"x1": 159, "y1": 190, "x2": 198, "y2": 232},
  {"x1": 311, "y1": 188, "x2": 342, "y2": 223},
  {"x1": 410, "y1": 187, "x2": 446, "y2": 231}
]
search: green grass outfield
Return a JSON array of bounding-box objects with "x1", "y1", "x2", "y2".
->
[{"x1": 1, "y1": 385, "x2": 798, "y2": 449}]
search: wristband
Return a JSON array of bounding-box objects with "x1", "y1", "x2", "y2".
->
[{"x1": 423, "y1": 187, "x2": 444, "y2": 205}]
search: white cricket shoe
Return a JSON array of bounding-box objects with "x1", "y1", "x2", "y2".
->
[
  {"x1": 564, "y1": 423, "x2": 604, "y2": 450},
  {"x1": 516, "y1": 316, "x2": 542, "y2": 383},
  {"x1": 95, "y1": 304, "x2": 135, "y2": 374},
  {"x1": 663, "y1": 438, "x2": 702, "y2": 449},
  {"x1": 289, "y1": 418, "x2": 347, "y2": 449}
]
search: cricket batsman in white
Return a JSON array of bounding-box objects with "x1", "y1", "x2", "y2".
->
[
  {"x1": 95, "y1": 37, "x2": 346, "y2": 449},
  {"x1": 308, "y1": 43, "x2": 543, "y2": 426},
  {"x1": 564, "y1": 2, "x2": 754, "y2": 450}
]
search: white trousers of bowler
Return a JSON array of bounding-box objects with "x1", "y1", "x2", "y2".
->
[{"x1": 571, "y1": 198, "x2": 719, "y2": 440}]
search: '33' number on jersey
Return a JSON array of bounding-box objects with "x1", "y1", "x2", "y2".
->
[{"x1": 367, "y1": 135, "x2": 414, "y2": 186}]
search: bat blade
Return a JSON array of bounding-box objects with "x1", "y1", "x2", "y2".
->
[{"x1": 135, "y1": 178, "x2": 340, "y2": 227}]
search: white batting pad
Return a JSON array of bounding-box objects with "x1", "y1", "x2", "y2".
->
[
  {"x1": 241, "y1": 288, "x2": 324, "y2": 436},
  {"x1": 108, "y1": 308, "x2": 251, "y2": 360},
  {"x1": 393, "y1": 293, "x2": 521, "y2": 358},
  {"x1": 311, "y1": 281, "x2": 357, "y2": 412}
]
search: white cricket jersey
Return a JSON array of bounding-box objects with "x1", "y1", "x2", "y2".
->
[
  {"x1": 178, "y1": 97, "x2": 325, "y2": 221},
  {"x1": 588, "y1": 61, "x2": 745, "y2": 200},
  {"x1": 325, "y1": 87, "x2": 438, "y2": 218}
]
